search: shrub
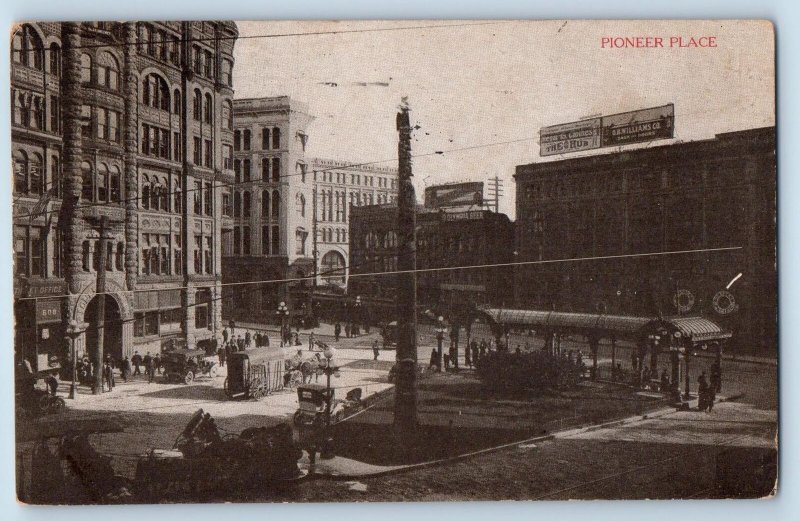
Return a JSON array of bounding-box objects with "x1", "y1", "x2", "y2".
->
[{"x1": 475, "y1": 351, "x2": 581, "y2": 394}]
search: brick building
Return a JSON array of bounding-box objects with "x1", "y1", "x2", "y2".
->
[
  {"x1": 310, "y1": 158, "x2": 398, "y2": 290},
  {"x1": 12, "y1": 21, "x2": 238, "y2": 371},
  {"x1": 514, "y1": 127, "x2": 776, "y2": 352},
  {"x1": 221, "y1": 96, "x2": 314, "y2": 323},
  {"x1": 348, "y1": 203, "x2": 514, "y2": 322}
]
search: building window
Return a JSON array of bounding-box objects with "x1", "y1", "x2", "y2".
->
[
  {"x1": 203, "y1": 93, "x2": 213, "y2": 124},
  {"x1": 295, "y1": 229, "x2": 308, "y2": 255},
  {"x1": 173, "y1": 233, "x2": 182, "y2": 274},
  {"x1": 203, "y1": 49, "x2": 213, "y2": 78},
  {"x1": 222, "y1": 192, "x2": 231, "y2": 217},
  {"x1": 205, "y1": 236, "x2": 212, "y2": 274},
  {"x1": 272, "y1": 127, "x2": 281, "y2": 149},
  {"x1": 271, "y1": 157, "x2": 280, "y2": 181},
  {"x1": 296, "y1": 193, "x2": 306, "y2": 216},
  {"x1": 223, "y1": 145, "x2": 233, "y2": 170},
  {"x1": 261, "y1": 190, "x2": 270, "y2": 218},
  {"x1": 193, "y1": 180, "x2": 202, "y2": 215},
  {"x1": 142, "y1": 73, "x2": 170, "y2": 110},
  {"x1": 173, "y1": 180, "x2": 182, "y2": 213},
  {"x1": 195, "y1": 288, "x2": 212, "y2": 330},
  {"x1": 271, "y1": 191, "x2": 280, "y2": 220},
  {"x1": 262, "y1": 128, "x2": 270, "y2": 149},
  {"x1": 173, "y1": 131, "x2": 182, "y2": 161},
  {"x1": 14, "y1": 225, "x2": 44, "y2": 277},
  {"x1": 271, "y1": 225, "x2": 280, "y2": 255},
  {"x1": 97, "y1": 52, "x2": 120, "y2": 90},
  {"x1": 194, "y1": 235, "x2": 202, "y2": 273},
  {"x1": 243, "y1": 129, "x2": 251, "y2": 150},
  {"x1": 243, "y1": 191, "x2": 251, "y2": 218},
  {"x1": 261, "y1": 226, "x2": 270, "y2": 255},
  {"x1": 243, "y1": 159, "x2": 251, "y2": 182},
  {"x1": 203, "y1": 139, "x2": 212, "y2": 168},
  {"x1": 297, "y1": 162, "x2": 307, "y2": 183},
  {"x1": 234, "y1": 159, "x2": 241, "y2": 183},
  {"x1": 233, "y1": 191, "x2": 241, "y2": 217},
  {"x1": 222, "y1": 100, "x2": 232, "y2": 130},
  {"x1": 193, "y1": 136, "x2": 202, "y2": 165},
  {"x1": 234, "y1": 130, "x2": 241, "y2": 151},
  {"x1": 80, "y1": 53, "x2": 92, "y2": 83},
  {"x1": 193, "y1": 89, "x2": 202, "y2": 121},
  {"x1": 321, "y1": 251, "x2": 346, "y2": 285},
  {"x1": 81, "y1": 161, "x2": 93, "y2": 201},
  {"x1": 221, "y1": 59, "x2": 232, "y2": 87},
  {"x1": 204, "y1": 182, "x2": 213, "y2": 216},
  {"x1": 242, "y1": 226, "x2": 251, "y2": 255},
  {"x1": 173, "y1": 89, "x2": 181, "y2": 114},
  {"x1": 233, "y1": 226, "x2": 241, "y2": 255}
]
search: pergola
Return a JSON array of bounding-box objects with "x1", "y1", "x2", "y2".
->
[{"x1": 476, "y1": 307, "x2": 731, "y2": 393}]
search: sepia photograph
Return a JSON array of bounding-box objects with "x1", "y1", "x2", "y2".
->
[{"x1": 10, "y1": 19, "x2": 777, "y2": 504}]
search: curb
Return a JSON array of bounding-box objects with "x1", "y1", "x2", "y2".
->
[{"x1": 310, "y1": 391, "x2": 748, "y2": 481}]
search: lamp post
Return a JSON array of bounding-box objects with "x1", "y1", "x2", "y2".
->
[
  {"x1": 321, "y1": 344, "x2": 337, "y2": 460},
  {"x1": 65, "y1": 320, "x2": 89, "y2": 399},
  {"x1": 354, "y1": 295, "x2": 362, "y2": 334},
  {"x1": 276, "y1": 301, "x2": 289, "y2": 347}
]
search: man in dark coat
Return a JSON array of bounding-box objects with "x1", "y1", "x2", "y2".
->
[
  {"x1": 245, "y1": 331, "x2": 252, "y2": 349},
  {"x1": 132, "y1": 351, "x2": 142, "y2": 376},
  {"x1": 103, "y1": 360, "x2": 115, "y2": 392},
  {"x1": 334, "y1": 322, "x2": 341, "y2": 342},
  {"x1": 143, "y1": 352, "x2": 152, "y2": 380},
  {"x1": 121, "y1": 356, "x2": 131, "y2": 382},
  {"x1": 218, "y1": 346, "x2": 226, "y2": 367}
]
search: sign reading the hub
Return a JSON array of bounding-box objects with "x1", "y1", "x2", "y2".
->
[{"x1": 540, "y1": 104, "x2": 675, "y2": 156}]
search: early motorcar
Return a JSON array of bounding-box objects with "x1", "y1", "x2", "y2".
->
[
  {"x1": 291, "y1": 384, "x2": 363, "y2": 446},
  {"x1": 162, "y1": 349, "x2": 217, "y2": 384}
]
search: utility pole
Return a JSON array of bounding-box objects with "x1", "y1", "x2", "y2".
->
[
  {"x1": 93, "y1": 216, "x2": 109, "y2": 394},
  {"x1": 312, "y1": 186, "x2": 319, "y2": 293},
  {"x1": 394, "y1": 100, "x2": 419, "y2": 440},
  {"x1": 487, "y1": 175, "x2": 503, "y2": 213}
]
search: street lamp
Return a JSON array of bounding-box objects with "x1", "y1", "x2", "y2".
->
[
  {"x1": 276, "y1": 301, "x2": 289, "y2": 347},
  {"x1": 65, "y1": 320, "x2": 89, "y2": 399},
  {"x1": 354, "y1": 296, "x2": 362, "y2": 334},
  {"x1": 436, "y1": 316, "x2": 446, "y2": 371},
  {"x1": 321, "y1": 344, "x2": 338, "y2": 460}
]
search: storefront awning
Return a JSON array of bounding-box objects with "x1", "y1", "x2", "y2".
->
[{"x1": 667, "y1": 316, "x2": 733, "y2": 342}]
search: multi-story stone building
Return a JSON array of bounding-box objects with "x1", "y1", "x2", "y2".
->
[
  {"x1": 348, "y1": 203, "x2": 514, "y2": 323},
  {"x1": 514, "y1": 127, "x2": 776, "y2": 352},
  {"x1": 310, "y1": 158, "x2": 398, "y2": 290},
  {"x1": 221, "y1": 96, "x2": 314, "y2": 323},
  {"x1": 12, "y1": 21, "x2": 238, "y2": 371}
]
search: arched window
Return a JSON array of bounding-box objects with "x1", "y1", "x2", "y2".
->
[
  {"x1": 13, "y1": 150, "x2": 28, "y2": 194},
  {"x1": 142, "y1": 73, "x2": 169, "y2": 110},
  {"x1": 97, "y1": 52, "x2": 119, "y2": 90},
  {"x1": 233, "y1": 129, "x2": 241, "y2": 150},
  {"x1": 160, "y1": 177, "x2": 169, "y2": 210},
  {"x1": 173, "y1": 89, "x2": 181, "y2": 114},
  {"x1": 296, "y1": 193, "x2": 306, "y2": 217},
  {"x1": 173, "y1": 180, "x2": 182, "y2": 213},
  {"x1": 97, "y1": 163, "x2": 109, "y2": 201},
  {"x1": 233, "y1": 191, "x2": 241, "y2": 217},
  {"x1": 365, "y1": 232, "x2": 378, "y2": 250},
  {"x1": 193, "y1": 89, "x2": 202, "y2": 120},
  {"x1": 141, "y1": 174, "x2": 150, "y2": 209},
  {"x1": 80, "y1": 53, "x2": 92, "y2": 83},
  {"x1": 14, "y1": 25, "x2": 44, "y2": 70},
  {"x1": 151, "y1": 181, "x2": 160, "y2": 211},
  {"x1": 262, "y1": 190, "x2": 270, "y2": 218},
  {"x1": 110, "y1": 165, "x2": 121, "y2": 203},
  {"x1": 321, "y1": 251, "x2": 346, "y2": 285},
  {"x1": 81, "y1": 161, "x2": 93, "y2": 201},
  {"x1": 271, "y1": 191, "x2": 280, "y2": 220},
  {"x1": 271, "y1": 157, "x2": 280, "y2": 181},
  {"x1": 243, "y1": 191, "x2": 251, "y2": 218},
  {"x1": 203, "y1": 93, "x2": 213, "y2": 124},
  {"x1": 49, "y1": 43, "x2": 60, "y2": 76}
]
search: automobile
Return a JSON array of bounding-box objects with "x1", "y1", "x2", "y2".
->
[
  {"x1": 162, "y1": 349, "x2": 217, "y2": 384},
  {"x1": 292, "y1": 384, "x2": 363, "y2": 445}
]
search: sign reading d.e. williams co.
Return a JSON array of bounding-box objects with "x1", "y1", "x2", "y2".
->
[{"x1": 539, "y1": 104, "x2": 674, "y2": 157}]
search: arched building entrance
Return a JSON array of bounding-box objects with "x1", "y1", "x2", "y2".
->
[{"x1": 84, "y1": 295, "x2": 123, "y2": 362}]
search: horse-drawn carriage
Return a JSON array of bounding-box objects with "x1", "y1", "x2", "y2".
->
[
  {"x1": 162, "y1": 349, "x2": 218, "y2": 384},
  {"x1": 224, "y1": 348, "x2": 285, "y2": 400}
]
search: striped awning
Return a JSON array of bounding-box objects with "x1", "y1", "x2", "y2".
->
[{"x1": 667, "y1": 316, "x2": 733, "y2": 342}]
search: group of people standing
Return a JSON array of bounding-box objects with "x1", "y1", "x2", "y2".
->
[
  {"x1": 72, "y1": 350, "x2": 161, "y2": 393},
  {"x1": 332, "y1": 321, "x2": 369, "y2": 342},
  {"x1": 429, "y1": 337, "x2": 497, "y2": 372}
]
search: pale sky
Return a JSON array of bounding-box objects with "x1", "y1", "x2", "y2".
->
[{"x1": 233, "y1": 20, "x2": 775, "y2": 219}]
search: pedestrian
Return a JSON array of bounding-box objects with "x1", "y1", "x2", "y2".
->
[
  {"x1": 698, "y1": 371, "x2": 710, "y2": 411},
  {"x1": 443, "y1": 352, "x2": 451, "y2": 371},
  {"x1": 309, "y1": 332, "x2": 316, "y2": 351},
  {"x1": 143, "y1": 352, "x2": 152, "y2": 380},
  {"x1": 121, "y1": 356, "x2": 131, "y2": 382},
  {"x1": 471, "y1": 341, "x2": 479, "y2": 367},
  {"x1": 479, "y1": 339, "x2": 487, "y2": 359},
  {"x1": 225, "y1": 341, "x2": 232, "y2": 362},
  {"x1": 154, "y1": 353, "x2": 162, "y2": 375},
  {"x1": 45, "y1": 372, "x2": 59, "y2": 397},
  {"x1": 146, "y1": 354, "x2": 155, "y2": 384},
  {"x1": 132, "y1": 351, "x2": 142, "y2": 376},
  {"x1": 710, "y1": 359, "x2": 722, "y2": 393},
  {"x1": 254, "y1": 332, "x2": 261, "y2": 348},
  {"x1": 218, "y1": 346, "x2": 225, "y2": 367},
  {"x1": 222, "y1": 327, "x2": 229, "y2": 345},
  {"x1": 245, "y1": 330, "x2": 252, "y2": 349},
  {"x1": 465, "y1": 340, "x2": 472, "y2": 368},
  {"x1": 345, "y1": 323, "x2": 351, "y2": 338},
  {"x1": 429, "y1": 349, "x2": 439, "y2": 371},
  {"x1": 372, "y1": 339, "x2": 380, "y2": 361},
  {"x1": 237, "y1": 335, "x2": 245, "y2": 351},
  {"x1": 660, "y1": 369, "x2": 670, "y2": 393},
  {"x1": 263, "y1": 332, "x2": 270, "y2": 347},
  {"x1": 334, "y1": 322, "x2": 341, "y2": 341},
  {"x1": 103, "y1": 360, "x2": 115, "y2": 391}
]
